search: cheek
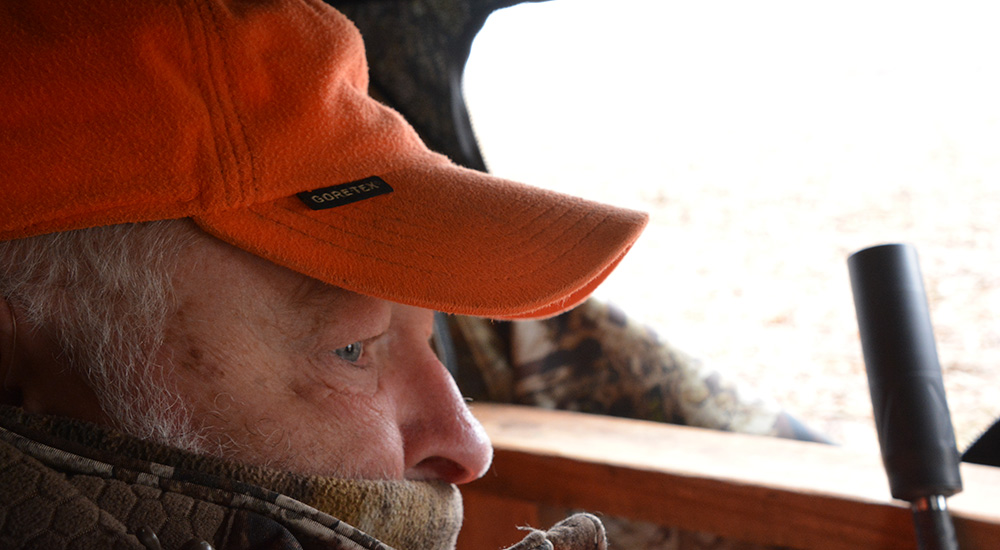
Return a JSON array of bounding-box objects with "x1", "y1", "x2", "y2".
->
[
  {"x1": 288, "y1": 367, "x2": 396, "y2": 439},
  {"x1": 282, "y1": 380, "x2": 407, "y2": 477},
  {"x1": 301, "y1": 354, "x2": 380, "y2": 398},
  {"x1": 172, "y1": 343, "x2": 225, "y2": 382}
]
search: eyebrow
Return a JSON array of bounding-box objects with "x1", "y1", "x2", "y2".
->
[
  {"x1": 286, "y1": 275, "x2": 350, "y2": 311},
  {"x1": 282, "y1": 275, "x2": 391, "y2": 344}
]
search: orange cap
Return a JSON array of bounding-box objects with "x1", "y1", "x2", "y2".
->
[{"x1": 0, "y1": 0, "x2": 647, "y2": 319}]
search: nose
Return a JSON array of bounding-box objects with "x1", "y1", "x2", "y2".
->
[{"x1": 398, "y1": 350, "x2": 493, "y2": 484}]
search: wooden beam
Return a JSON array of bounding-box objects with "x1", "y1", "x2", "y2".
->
[{"x1": 462, "y1": 404, "x2": 1000, "y2": 549}]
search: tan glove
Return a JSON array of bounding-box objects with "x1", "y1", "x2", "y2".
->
[{"x1": 504, "y1": 513, "x2": 608, "y2": 550}]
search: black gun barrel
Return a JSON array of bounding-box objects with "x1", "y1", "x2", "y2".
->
[{"x1": 848, "y1": 243, "x2": 962, "y2": 550}]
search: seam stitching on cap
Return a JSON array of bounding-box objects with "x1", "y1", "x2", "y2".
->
[
  {"x1": 194, "y1": 0, "x2": 236, "y2": 206},
  {"x1": 243, "y1": 205, "x2": 606, "y2": 282},
  {"x1": 270, "y1": 199, "x2": 584, "y2": 262},
  {"x1": 277, "y1": 203, "x2": 452, "y2": 254},
  {"x1": 203, "y1": 0, "x2": 257, "y2": 205},
  {"x1": 175, "y1": 0, "x2": 230, "y2": 208},
  {"x1": 190, "y1": 0, "x2": 241, "y2": 207},
  {"x1": 244, "y1": 208, "x2": 448, "y2": 276},
  {"x1": 273, "y1": 195, "x2": 567, "y2": 257},
  {"x1": 276, "y1": 202, "x2": 491, "y2": 260}
]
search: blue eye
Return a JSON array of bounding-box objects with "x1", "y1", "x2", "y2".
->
[{"x1": 334, "y1": 342, "x2": 363, "y2": 363}]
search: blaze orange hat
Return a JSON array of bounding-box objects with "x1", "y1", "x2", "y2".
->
[{"x1": 0, "y1": 0, "x2": 647, "y2": 319}]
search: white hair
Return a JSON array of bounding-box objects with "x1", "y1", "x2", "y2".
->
[{"x1": 0, "y1": 220, "x2": 208, "y2": 452}]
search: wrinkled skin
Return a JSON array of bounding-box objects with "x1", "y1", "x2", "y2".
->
[
  {"x1": 160, "y1": 232, "x2": 493, "y2": 482},
  {"x1": 1, "y1": 229, "x2": 492, "y2": 484}
]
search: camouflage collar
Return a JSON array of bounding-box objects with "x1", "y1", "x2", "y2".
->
[{"x1": 0, "y1": 405, "x2": 462, "y2": 549}]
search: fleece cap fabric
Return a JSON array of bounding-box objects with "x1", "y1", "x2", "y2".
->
[{"x1": 0, "y1": 0, "x2": 648, "y2": 319}]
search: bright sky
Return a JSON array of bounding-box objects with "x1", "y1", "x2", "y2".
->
[
  {"x1": 466, "y1": 0, "x2": 1000, "y2": 206},
  {"x1": 463, "y1": 0, "x2": 1000, "y2": 449}
]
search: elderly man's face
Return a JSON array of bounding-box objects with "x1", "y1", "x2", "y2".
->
[{"x1": 154, "y1": 232, "x2": 492, "y2": 483}]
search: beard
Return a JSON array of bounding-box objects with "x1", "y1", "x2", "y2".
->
[
  {"x1": 77, "y1": 326, "x2": 212, "y2": 455},
  {"x1": 96, "y1": 361, "x2": 206, "y2": 453}
]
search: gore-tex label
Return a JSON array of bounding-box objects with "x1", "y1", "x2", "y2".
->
[{"x1": 297, "y1": 177, "x2": 394, "y2": 210}]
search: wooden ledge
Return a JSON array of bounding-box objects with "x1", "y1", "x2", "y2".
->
[{"x1": 460, "y1": 404, "x2": 1000, "y2": 549}]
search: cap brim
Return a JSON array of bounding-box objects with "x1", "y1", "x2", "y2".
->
[{"x1": 194, "y1": 158, "x2": 647, "y2": 320}]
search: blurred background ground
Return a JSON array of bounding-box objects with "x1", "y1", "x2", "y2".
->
[{"x1": 463, "y1": 0, "x2": 1000, "y2": 453}]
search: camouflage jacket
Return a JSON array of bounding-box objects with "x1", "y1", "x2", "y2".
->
[
  {"x1": 444, "y1": 298, "x2": 827, "y2": 549},
  {"x1": 0, "y1": 406, "x2": 605, "y2": 550}
]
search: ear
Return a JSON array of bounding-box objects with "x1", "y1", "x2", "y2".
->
[
  {"x1": 0, "y1": 297, "x2": 107, "y2": 420},
  {"x1": 0, "y1": 296, "x2": 21, "y2": 405}
]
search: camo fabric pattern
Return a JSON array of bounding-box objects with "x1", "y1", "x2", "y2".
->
[
  {"x1": 0, "y1": 406, "x2": 463, "y2": 550},
  {"x1": 450, "y1": 298, "x2": 815, "y2": 438},
  {"x1": 0, "y1": 405, "x2": 616, "y2": 550},
  {"x1": 448, "y1": 298, "x2": 810, "y2": 550}
]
